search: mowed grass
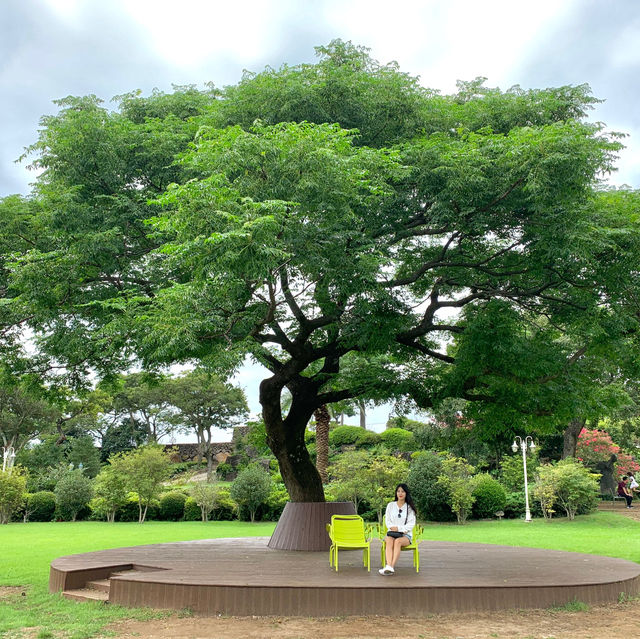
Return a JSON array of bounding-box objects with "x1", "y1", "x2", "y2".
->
[
  {"x1": 419, "y1": 510, "x2": 640, "y2": 564},
  {"x1": 1, "y1": 512, "x2": 640, "y2": 638},
  {"x1": 0, "y1": 520, "x2": 275, "y2": 639}
]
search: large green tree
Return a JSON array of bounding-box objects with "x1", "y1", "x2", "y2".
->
[{"x1": 3, "y1": 41, "x2": 639, "y2": 503}]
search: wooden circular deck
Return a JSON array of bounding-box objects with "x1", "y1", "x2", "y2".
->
[{"x1": 50, "y1": 537, "x2": 640, "y2": 616}]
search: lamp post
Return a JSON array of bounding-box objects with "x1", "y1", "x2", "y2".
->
[
  {"x1": 2, "y1": 446, "x2": 16, "y2": 473},
  {"x1": 512, "y1": 436, "x2": 535, "y2": 522}
]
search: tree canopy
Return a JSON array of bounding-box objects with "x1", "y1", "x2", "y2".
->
[{"x1": 2, "y1": 40, "x2": 639, "y2": 502}]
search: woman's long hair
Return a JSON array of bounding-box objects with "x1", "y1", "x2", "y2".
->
[{"x1": 394, "y1": 483, "x2": 417, "y2": 520}]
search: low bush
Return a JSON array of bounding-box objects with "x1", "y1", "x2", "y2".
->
[
  {"x1": 26, "y1": 490, "x2": 56, "y2": 522},
  {"x1": 329, "y1": 425, "x2": 364, "y2": 447},
  {"x1": 183, "y1": 496, "x2": 201, "y2": 521},
  {"x1": 471, "y1": 474, "x2": 507, "y2": 519},
  {"x1": 355, "y1": 430, "x2": 381, "y2": 448},
  {"x1": 159, "y1": 491, "x2": 188, "y2": 521},
  {"x1": 380, "y1": 427, "x2": 416, "y2": 452},
  {"x1": 216, "y1": 462, "x2": 234, "y2": 480},
  {"x1": 260, "y1": 482, "x2": 289, "y2": 521},
  {"x1": 211, "y1": 487, "x2": 236, "y2": 521},
  {"x1": 503, "y1": 490, "x2": 543, "y2": 519},
  {"x1": 117, "y1": 494, "x2": 160, "y2": 522}
]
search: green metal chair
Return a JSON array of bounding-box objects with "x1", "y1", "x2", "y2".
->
[
  {"x1": 379, "y1": 522, "x2": 422, "y2": 572},
  {"x1": 326, "y1": 514, "x2": 372, "y2": 571}
]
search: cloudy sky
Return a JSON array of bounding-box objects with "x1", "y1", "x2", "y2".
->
[{"x1": 2, "y1": 0, "x2": 639, "y2": 434}]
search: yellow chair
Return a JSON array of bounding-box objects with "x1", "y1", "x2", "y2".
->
[
  {"x1": 379, "y1": 522, "x2": 422, "y2": 572},
  {"x1": 326, "y1": 514, "x2": 372, "y2": 571}
]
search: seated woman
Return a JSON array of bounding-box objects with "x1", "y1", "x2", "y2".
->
[
  {"x1": 618, "y1": 476, "x2": 634, "y2": 508},
  {"x1": 379, "y1": 483, "x2": 417, "y2": 575}
]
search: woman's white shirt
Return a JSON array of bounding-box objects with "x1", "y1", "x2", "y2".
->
[{"x1": 385, "y1": 500, "x2": 416, "y2": 535}]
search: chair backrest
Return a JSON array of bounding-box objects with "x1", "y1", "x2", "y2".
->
[{"x1": 330, "y1": 514, "x2": 366, "y2": 542}]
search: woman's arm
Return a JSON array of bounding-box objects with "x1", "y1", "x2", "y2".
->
[
  {"x1": 400, "y1": 507, "x2": 416, "y2": 534},
  {"x1": 385, "y1": 502, "x2": 396, "y2": 531}
]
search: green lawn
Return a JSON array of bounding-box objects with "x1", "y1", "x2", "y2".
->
[
  {"x1": 0, "y1": 521, "x2": 275, "y2": 639},
  {"x1": 1, "y1": 513, "x2": 639, "y2": 638}
]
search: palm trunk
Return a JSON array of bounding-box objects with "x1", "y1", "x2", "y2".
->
[{"x1": 314, "y1": 404, "x2": 330, "y2": 484}]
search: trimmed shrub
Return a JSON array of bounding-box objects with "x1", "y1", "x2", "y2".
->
[
  {"x1": 159, "y1": 491, "x2": 187, "y2": 521},
  {"x1": 407, "y1": 451, "x2": 455, "y2": 522},
  {"x1": 26, "y1": 490, "x2": 56, "y2": 522},
  {"x1": 355, "y1": 430, "x2": 381, "y2": 448},
  {"x1": 503, "y1": 490, "x2": 543, "y2": 519},
  {"x1": 471, "y1": 474, "x2": 507, "y2": 519},
  {"x1": 183, "y1": 496, "x2": 201, "y2": 521},
  {"x1": 117, "y1": 494, "x2": 160, "y2": 522},
  {"x1": 329, "y1": 425, "x2": 364, "y2": 447},
  {"x1": 380, "y1": 427, "x2": 416, "y2": 452},
  {"x1": 211, "y1": 487, "x2": 236, "y2": 521},
  {"x1": 261, "y1": 482, "x2": 289, "y2": 521}
]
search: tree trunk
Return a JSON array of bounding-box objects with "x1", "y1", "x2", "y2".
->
[
  {"x1": 261, "y1": 377, "x2": 325, "y2": 502},
  {"x1": 204, "y1": 428, "x2": 214, "y2": 480},
  {"x1": 314, "y1": 404, "x2": 330, "y2": 484},
  {"x1": 562, "y1": 417, "x2": 586, "y2": 459},
  {"x1": 358, "y1": 399, "x2": 366, "y2": 428}
]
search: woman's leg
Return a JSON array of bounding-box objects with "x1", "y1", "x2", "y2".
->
[
  {"x1": 384, "y1": 536, "x2": 395, "y2": 566},
  {"x1": 390, "y1": 536, "x2": 410, "y2": 567}
]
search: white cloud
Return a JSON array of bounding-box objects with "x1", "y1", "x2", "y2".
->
[{"x1": 321, "y1": 0, "x2": 580, "y2": 92}]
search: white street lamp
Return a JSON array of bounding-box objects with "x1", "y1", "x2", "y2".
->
[
  {"x1": 512, "y1": 436, "x2": 535, "y2": 522},
  {"x1": 2, "y1": 446, "x2": 16, "y2": 473}
]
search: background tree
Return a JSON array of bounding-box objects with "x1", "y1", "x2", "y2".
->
[
  {"x1": 4, "y1": 41, "x2": 639, "y2": 509},
  {"x1": 53, "y1": 468, "x2": 93, "y2": 521},
  {"x1": 437, "y1": 456, "x2": 476, "y2": 524},
  {"x1": 108, "y1": 372, "x2": 176, "y2": 444},
  {"x1": 189, "y1": 482, "x2": 218, "y2": 522},
  {"x1": 166, "y1": 371, "x2": 248, "y2": 478},
  {"x1": 364, "y1": 454, "x2": 410, "y2": 523},
  {"x1": 0, "y1": 379, "x2": 57, "y2": 461},
  {"x1": 109, "y1": 445, "x2": 172, "y2": 523},
  {"x1": 91, "y1": 464, "x2": 128, "y2": 522},
  {"x1": 230, "y1": 464, "x2": 272, "y2": 523},
  {"x1": 0, "y1": 468, "x2": 27, "y2": 524},
  {"x1": 326, "y1": 449, "x2": 371, "y2": 512}
]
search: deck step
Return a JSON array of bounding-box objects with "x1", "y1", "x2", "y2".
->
[
  {"x1": 63, "y1": 588, "x2": 109, "y2": 603},
  {"x1": 86, "y1": 579, "x2": 110, "y2": 593}
]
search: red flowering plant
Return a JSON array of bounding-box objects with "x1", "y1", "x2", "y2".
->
[{"x1": 576, "y1": 428, "x2": 640, "y2": 479}]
